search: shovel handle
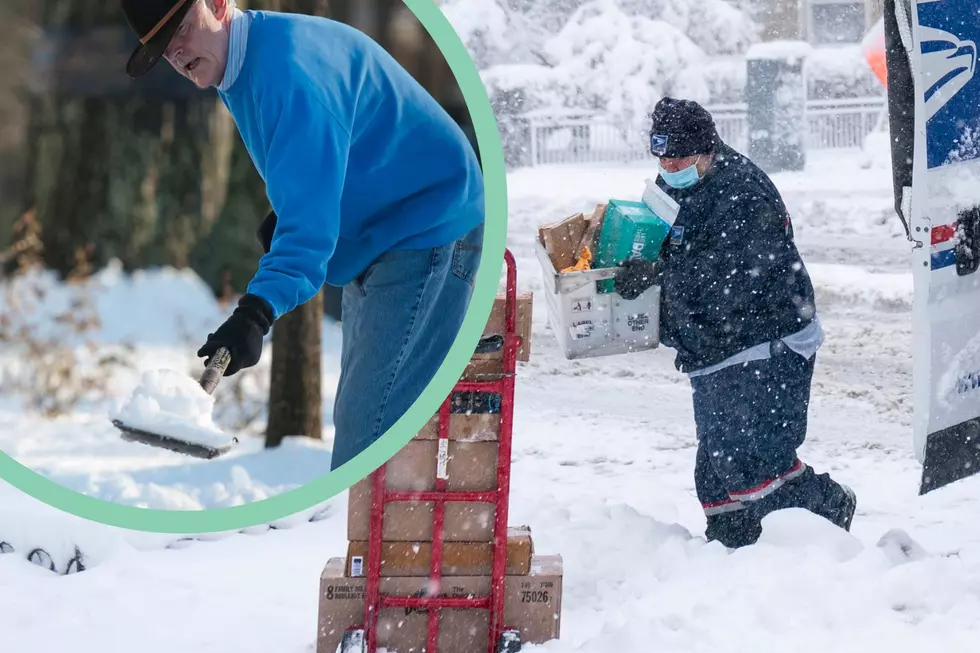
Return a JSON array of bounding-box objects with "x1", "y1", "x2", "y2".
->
[{"x1": 200, "y1": 346, "x2": 232, "y2": 395}]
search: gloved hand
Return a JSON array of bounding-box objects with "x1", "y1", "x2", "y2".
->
[
  {"x1": 197, "y1": 293, "x2": 274, "y2": 376},
  {"x1": 256, "y1": 210, "x2": 277, "y2": 254},
  {"x1": 613, "y1": 258, "x2": 657, "y2": 301}
]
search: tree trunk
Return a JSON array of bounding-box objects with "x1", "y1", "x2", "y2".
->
[{"x1": 265, "y1": 288, "x2": 324, "y2": 447}]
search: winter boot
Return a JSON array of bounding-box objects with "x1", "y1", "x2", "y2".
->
[
  {"x1": 828, "y1": 483, "x2": 857, "y2": 531},
  {"x1": 745, "y1": 466, "x2": 857, "y2": 533},
  {"x1": 705, "y1": 509, "x2": 763, "y2": 549},
  {"x1": 801, "y1": 471, "x2": 857, "y2": 532}
]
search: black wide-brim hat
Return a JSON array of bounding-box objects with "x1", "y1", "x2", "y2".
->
[{"x1": 121, "y1": 0, "x2": 196, "y2": 78}]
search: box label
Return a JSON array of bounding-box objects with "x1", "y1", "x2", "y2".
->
[
  {"x1": 350, "y1": 556, "x2": 364, "y2": 578},
  {"x1": 518, "y1": 578, "x2": 556, "y2": 604},
  {"x1": 519, "y1": 589, "x2": 553, "y2": 604},
  {"x1": 324, "y1": 583, "x2": 366, "y2": 601},
  {"x1": 626, "y1": 313, "x2": 650, "y2": 332},
  {"x1": 569, "y1": 320, "x2": 596, "y2": 339},
  {"x1": 436, "y1": 439, "x2": 450, "y2": 480},
  {"x1": 570, "y1": 297, "x2": 597, "y2": 313}
]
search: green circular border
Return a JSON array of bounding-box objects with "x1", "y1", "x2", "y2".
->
[{"x1": 0, "y1": 0, "x2": 507, "y2": 534}]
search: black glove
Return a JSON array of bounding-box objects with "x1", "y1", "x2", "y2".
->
[
  {"x1": 197, "y1": 294, "x2": 274, "y2": 376},
  {"x1": 613, "y1": 258, "x2": 657, "y2": 301},
  {"x1": 256, "y1": 210, "x2": 277, "y2": 254}
]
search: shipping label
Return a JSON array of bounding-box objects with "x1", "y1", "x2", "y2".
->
[
  {"x1": 436, "y1": 439, "x2": 449, "y2": 480},
  {"x1": 349, "y1": 556, "x2": 364, "y2": 578}
]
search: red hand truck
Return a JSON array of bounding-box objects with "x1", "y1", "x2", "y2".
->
[{"x1": 338, "y1": 249, "x2": 523, "y2": 653}]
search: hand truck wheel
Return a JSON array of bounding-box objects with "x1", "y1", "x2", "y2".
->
[
  {"x1": 336, "y1": 628, "x2": 366, "y2": 653},
  {"x1": 497, "y1": 629, "x2": 522, "y2": 652}
]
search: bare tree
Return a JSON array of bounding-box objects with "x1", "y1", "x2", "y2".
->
[{"x1": 265, "y1": 288, "x2": 325, "y2": 446}]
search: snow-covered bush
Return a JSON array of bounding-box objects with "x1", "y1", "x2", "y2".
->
[
  {"x1": 620, "y1": 0, "x2": 759, "y2": 56},
  {"x1": 541, "y1": 2, "x2": 710, "y2": 130},
  {"x1": 439, "y1": 0, "x2": 541, "y2": 68},
  {"x1": 669, "y1": 56, "x2": 747, "y2": 105}
]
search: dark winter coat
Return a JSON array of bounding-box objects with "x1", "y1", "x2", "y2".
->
[{"x1": 653, "y1": 142, "x2": 817, "y2": 373}]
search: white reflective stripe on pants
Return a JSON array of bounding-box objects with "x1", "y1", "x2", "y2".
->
[
  {"x1": 702, "y1": 498, "x2": 746, "y2": 516},
  {"x1": 727, "y1": 460, "x2": 808, "y2": 504}
]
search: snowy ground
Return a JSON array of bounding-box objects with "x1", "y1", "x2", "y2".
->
[{"x1": 6, "y1": 150, "x2": 980, "y2": 652}]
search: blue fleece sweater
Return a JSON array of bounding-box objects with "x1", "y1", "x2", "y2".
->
[{"x1": 217, "y1": 11, "x2": 484, "y2": 320}]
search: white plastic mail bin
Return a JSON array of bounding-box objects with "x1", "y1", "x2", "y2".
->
[{"x1": 536, "y1": 241, "x2": 660, "y2": 360}]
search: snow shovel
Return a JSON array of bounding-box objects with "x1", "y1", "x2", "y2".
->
[{"x1": 111, "y1": 347, "x2": 239, "y2": 460}]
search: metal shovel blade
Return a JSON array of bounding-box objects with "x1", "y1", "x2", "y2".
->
[{"x1": 112, "y1": 419, "x2": 238, "y2": 460}]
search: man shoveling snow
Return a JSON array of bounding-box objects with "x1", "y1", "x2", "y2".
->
[{"x1": 117, "y1": 0, "x2": 485, "y2": 469}]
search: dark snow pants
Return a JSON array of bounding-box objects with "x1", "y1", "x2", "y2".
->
[{"x1": 690, "y1": 341, "x2": 853, "y2": 548}]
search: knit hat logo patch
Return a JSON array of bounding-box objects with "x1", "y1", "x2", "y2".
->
[{"x1": 650, "y1": 134, "x2": 669, "y2": 157}]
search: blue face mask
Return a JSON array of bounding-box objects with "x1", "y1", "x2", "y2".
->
[{"x1": 659, "y1": 162, "x2": 701, "y2": 189}]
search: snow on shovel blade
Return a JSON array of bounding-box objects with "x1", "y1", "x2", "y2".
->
[
  {"x1": 112, "y1": 419, "x2": 238, "y2": 460},
  {"x1": 112, "y1": 346, "x2": 237, "y2": 460}
]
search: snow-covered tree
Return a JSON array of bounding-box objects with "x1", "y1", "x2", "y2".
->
[
  {"x1": 438, "y1": 0, "x2": 539, "y2": 68},
  {"x1": 617, "y1": 0, "x2": 758, "y2": 55},
  {"x1": 441, "y1": 0, "x2": 760, "y2": 128},
  {"x1": 541, "y1": 1, "x2": 710, "y2": 129}
]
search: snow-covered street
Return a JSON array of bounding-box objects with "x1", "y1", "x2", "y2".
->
[{"x1": 5, "y1": 151, "x2": 980, "y2": 652}]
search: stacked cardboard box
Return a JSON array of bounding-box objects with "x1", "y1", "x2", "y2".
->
[{"x1": 317, "y1": 292, "x2": 564, "y2": 653}]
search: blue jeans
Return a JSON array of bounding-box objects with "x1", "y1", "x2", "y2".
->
[{"x1": 329, "y1": 222, "x2": 483, "y2": 470}]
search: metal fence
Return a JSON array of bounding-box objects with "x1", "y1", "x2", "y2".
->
[
  {"x1": 525, "y1": 97, "x2": 886, "y2": 166},
  {"x1": 805, "y1": 97, "x2": 886, "y2": 149}
]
